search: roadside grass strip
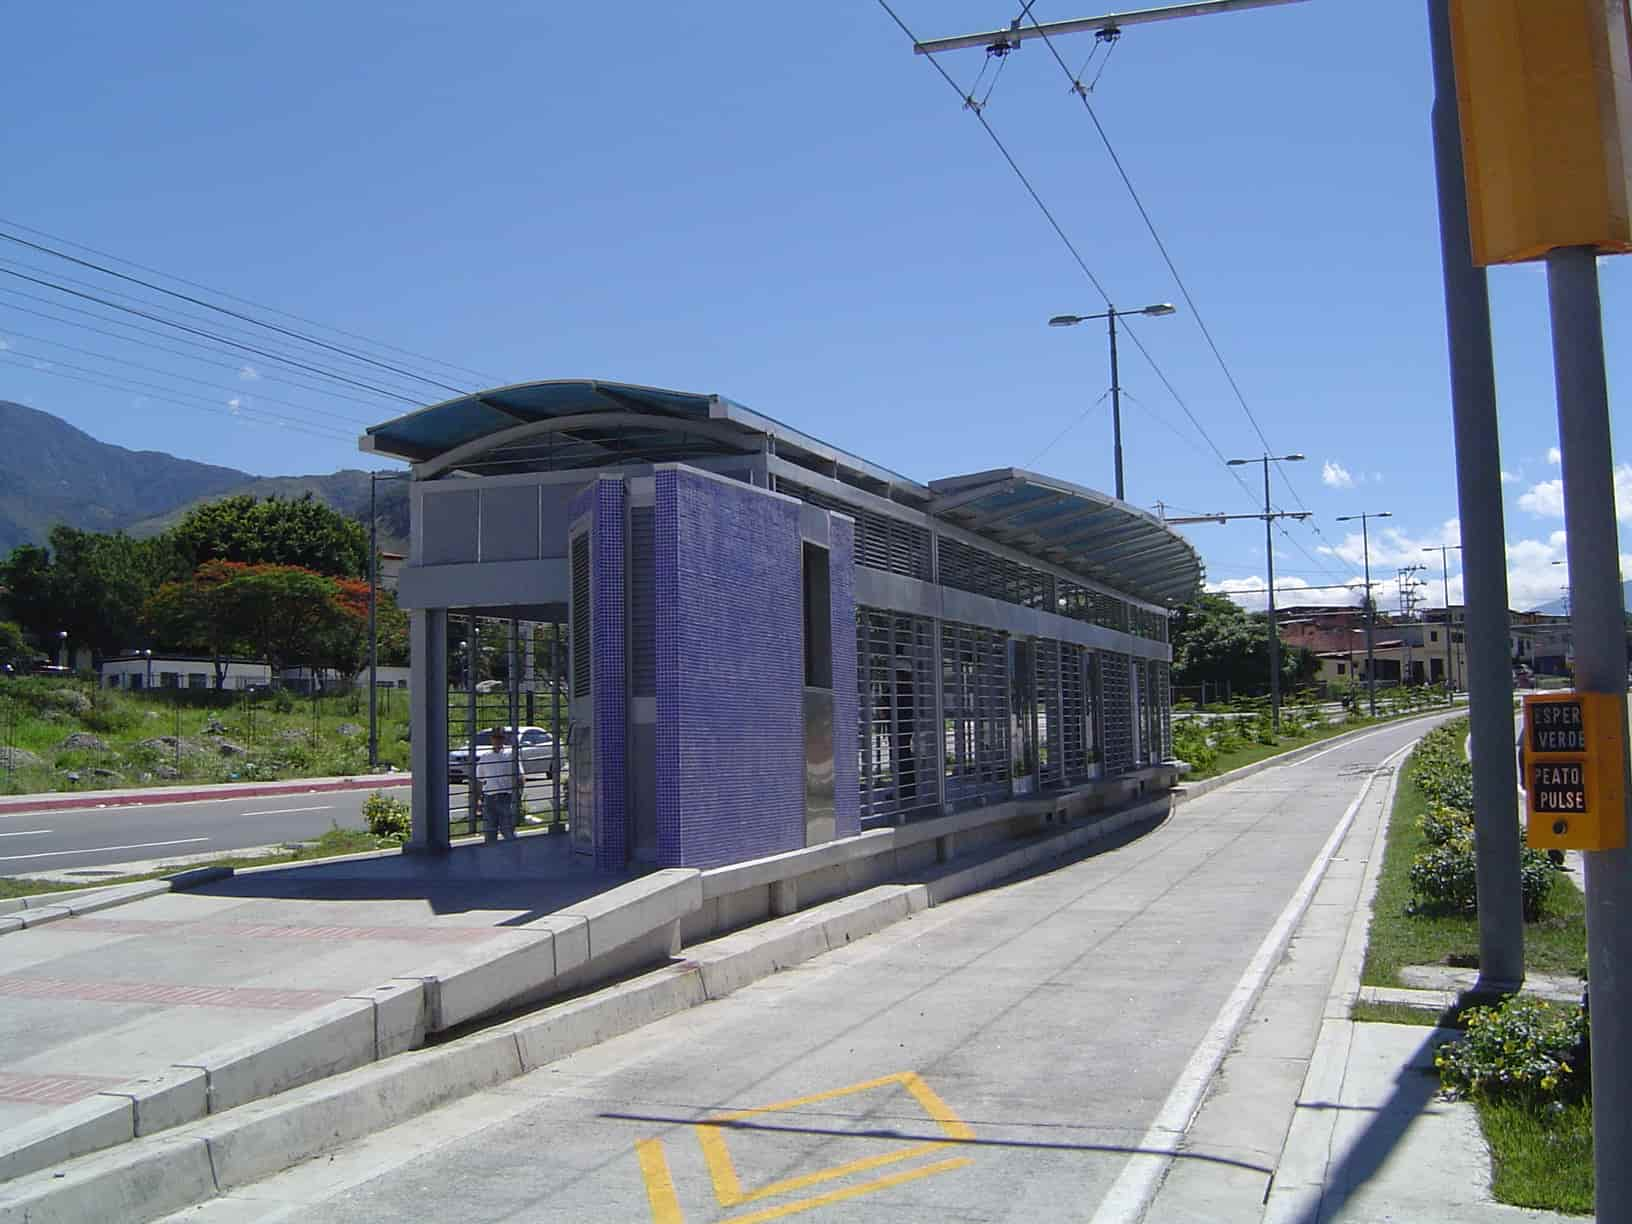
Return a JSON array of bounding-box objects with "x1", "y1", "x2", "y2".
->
[{"x1": 1354, "y1": 716, "x2": 1593, "y2": 1215}]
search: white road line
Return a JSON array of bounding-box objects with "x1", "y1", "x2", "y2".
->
[
  {"x1": 0, "y1": 787, "x2": 407, "y2": 819},
  {"x1": 0, "y1": 837, "x2": 209, "y2": 863},
  {"x1": 241, "y1": 805, "x2": 334, "y2": 817},
  {"x1": 1088, "y1": 735, "x2": 1419, "y2": 1224},
  {"x1": 0, "y1": 830, "x2": 51, "y2": 838}
]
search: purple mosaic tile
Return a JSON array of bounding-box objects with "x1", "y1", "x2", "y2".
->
[
  {"x1": 592, "y1": 478, "x2": 627, "y2": 871},
  {"x1": 653, "y1": 469, "x2": 805, "y2": 869}
]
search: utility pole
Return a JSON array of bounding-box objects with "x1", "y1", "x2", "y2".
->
[
  {"x1": 1335, "y1": 511, "x2": 1390, "y2": 717},
  {"x1": 1398, "y1": 563, "x2": 1425, "y2": 686},
  {"x1": 1424, "y1": 543, "x2": 1462, "y2": 696},
  {"x1": 1427, "y1": 0, "x2": 1525, "y2": 996}
]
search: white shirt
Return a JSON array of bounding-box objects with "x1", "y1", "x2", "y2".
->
[{"x1": 476, "y1": 747, "x2": 518, "y2": 794}]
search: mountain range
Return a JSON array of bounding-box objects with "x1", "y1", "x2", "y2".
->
[{"x1": 0, "y1": 401, "x2": 408, "y2": 557}]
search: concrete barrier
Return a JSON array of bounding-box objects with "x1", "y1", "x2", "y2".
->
[
  {"x1": 0, "y1": 1096, "x2": 133, "y2": 1184},
  {"x1": 176, "y1": 997, "x2": 378, "y2": 1115},
  {"x1": 199, "y1": 1028, "x2": 525, "y2": 1193},
  {"x1": 512, "y1": 965, "x2": 709, "y2": 1073},
  {"x1": 98, "y1": 1068, "x2": 207, "y2": 1138},
  {"x1": 0, "y1": 1135, "x2": 216, "y2": 1224}
]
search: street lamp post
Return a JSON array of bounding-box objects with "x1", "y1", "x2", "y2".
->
[
  {"x1": 1424, "y1": 543, "x2": 1463, "y2": 697},
  {"x1": 1048, "y1": 303, "x2": 1177, "y2": 501},
  {"x1": 1227, "y1": 453, "x2": 1306, "y2": 731},
  {"x1": 57, "y1": 630, "x2": 68, "y2": 671},
  {"x1": 142, "y1": 648, "x2": 153, "y2": 693},
  {"x1": 1336, "y1": 511, "x2": 1392, "y2": 717}
]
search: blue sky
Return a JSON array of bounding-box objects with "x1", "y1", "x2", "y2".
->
[{"x1": 1, "y1": 0, "x2": 1625, "y2": 612}]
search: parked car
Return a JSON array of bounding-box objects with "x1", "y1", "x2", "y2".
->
[{"x1": 447, "y1": 726, "x2": 559, "y2": 784}]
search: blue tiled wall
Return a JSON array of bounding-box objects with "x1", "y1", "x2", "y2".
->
[
  {"x1": 829, "y1": 515, "x2": 860, "y2": 839},
  {"x1": 591, "y1": 479, "x2": 627, "y2": 872},
  {"x1": 653, "y1": 469, "x2": 806, "y2": 868}
]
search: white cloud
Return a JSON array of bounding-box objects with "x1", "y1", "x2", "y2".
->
[
  {"x1": 1547, "y1": 447, "x2": 1562, "y2": 465},
  {"x1": 1317, "y1": 518, "x2": 1462, "y2": 570},
  {"x1": 1516, "y1": 463, "x2": 1632, "y2": 521},
  {"x1": 1518, "y1": 478, "x2": 1564, "y2": 517},
  {"x1": 227, "y1": 396, "x2": 242, "y2": 416},
  {"x1": 1500, "y1": 469, "x2": 1522, "y2": 484},
  {"x1": 0, "y1": 336, "x2": 10, "y2": 352},
  {"x1": 1321, "y1": 460, "x2": 1355, "y2": 489},
  {"x1": 239, "y1": 365, "x2": 260, "y2": 381}
]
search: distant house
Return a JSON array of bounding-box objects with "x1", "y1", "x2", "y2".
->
[{"x1": 100, "y1": 654, "x2": 271, "y2": 691}]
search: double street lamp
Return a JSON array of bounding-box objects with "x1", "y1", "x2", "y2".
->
[
  {"x1": 1226, "y1": 453, "x2": 1306, "y2": 730},
  {"x1": 1335, "y1": 511, "x2": 1392, "y2": 717},
  {"x1": 1048, "y1": 303, "x2": 1177, "y2": 501}
]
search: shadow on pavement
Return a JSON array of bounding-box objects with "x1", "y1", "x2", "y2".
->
[{"x1": 187, "y1": 831, "x2": 629, "y2": 916}]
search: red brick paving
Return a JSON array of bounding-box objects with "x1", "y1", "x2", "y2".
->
[
  {"x1": 0, "y1": 1072, "x2": 124, "y2": 1105},
  {"x1": 0, "y1": 976, "x2": 336, "y2": 1011}
]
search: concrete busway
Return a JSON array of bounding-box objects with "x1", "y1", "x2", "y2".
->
[{"x1": 0, "y1": 707, "x2": 1472, "y2": 1222}]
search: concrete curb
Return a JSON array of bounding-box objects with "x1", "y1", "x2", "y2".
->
[{"x1": 0, "y1": 774, "x2": 409, "y2": 818}]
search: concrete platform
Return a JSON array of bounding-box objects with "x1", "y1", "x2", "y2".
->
[{"x1": 0, "y1": 833, "x2": 628, "y2": 1137}]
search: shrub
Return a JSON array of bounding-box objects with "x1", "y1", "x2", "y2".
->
[
  {"x1": 1172, "y1": 720, "x2": 1218, "y2": 773},
  {"x1": 362, "y1": 790, "x2": 411, "y2": 842},
  {"x1": 1437, "y1": 994, "x2": 1590, "y2": 1104},
  {"x1": 1421, "y1": 803, "x2": 1472, "y2": 847},
  {"x1": 1409, "y1": 836, "x2": 1558, "y2": 921}
]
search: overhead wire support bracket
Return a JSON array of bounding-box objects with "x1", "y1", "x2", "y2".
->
[{"x1": 913, "y1": 0, "x2": 1308, "y2": 56}]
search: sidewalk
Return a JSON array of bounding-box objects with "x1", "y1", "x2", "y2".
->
[
  {"x1": 1149, "y1": 731, "x2": 1583, "y2": 1222},
  {"x1": 0, "y1": 772, "x2": 410, "y2": 817}
]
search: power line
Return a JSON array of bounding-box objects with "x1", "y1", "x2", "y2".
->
[
  {"x1": 0, "y1": 350, "x2": 355, "y2": 443},
  {"x1": 0, "y1": 325, "x2": 375, "y2": 429},
  {"x1": 0, "y1": 214, "x2": 503, "y2": 386},
  {"x1": 0, "y1": 266, "x2": 421, "y2": 404},
  {"x1": 0, "y1": 229, "x2": 470, "y2": 397},
  {"x1": 0, "y1": 254, "x2": 434, "y2": 403},
  {"x1": 0, "y1": 293, "x2": 399, "y2": 412}
]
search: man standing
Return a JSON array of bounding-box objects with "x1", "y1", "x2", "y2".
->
[{"x1": 477, "y1": 727, "x2": 519, "y2": 842}]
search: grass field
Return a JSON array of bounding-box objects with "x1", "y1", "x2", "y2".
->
[{"x1": 0, "y1": 675, "x2": 412, "y2": 794}]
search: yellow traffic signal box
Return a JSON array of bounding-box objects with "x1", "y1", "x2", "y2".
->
[
  {"x1": 1449, "y1": 0, "x2": 1632, "y2": 266},
  {"x1": 1522, "y1": 691, "x2": 1627, "y2": 851}
]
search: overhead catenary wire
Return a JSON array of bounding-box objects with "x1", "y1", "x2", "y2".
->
[
  {"x1": 0, "y1": 214, "x2": 502, "y2": 387},
  {"x1": 1017, "y1": 11, "x2": 1329, "y2": 536},
  {"x1": 873, "y1": 0, "x2": 1270, "y2": 521}
]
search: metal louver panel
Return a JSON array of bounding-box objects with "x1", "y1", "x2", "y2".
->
[
  {"x1": 571, "y1": 531, "x2": 591, "y2": 699},
  {"x1": 1035, "y1": 638, "x2": 1064, "y2": 789},
  {"x1": 938, "y1": 537, "x2": 1052, "y2": 609},
  {"x1": 775, "y1": 480, "x2": 931, "y2": 580},
  {"x1": 1101, "y1": 653, "x2": 1132, "y2": 776},
  {"x1": 941, "y1": 620, "x2": 1010, "y2": 805},
  {"x1": 1060, "y1": 642, "x2": 1089, "y2": 780},
  {"x1": 856, "y1": 607, "x2": 938, "y2": 826}
]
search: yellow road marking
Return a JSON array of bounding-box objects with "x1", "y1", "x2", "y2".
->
[
  {"x1": 722, "y1": 1156, "x2": 976, "y2": 1224},
  {"x1": 642, "y1": 1070, "x2": 975, "y2": 1222},
  {"x1": 636, "y1": 1137, "x2": 684, "y2": 1224}
]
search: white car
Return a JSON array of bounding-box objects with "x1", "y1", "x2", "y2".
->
[{"x1": 447, "y1": 726, "x2": 559, "y2": 784}]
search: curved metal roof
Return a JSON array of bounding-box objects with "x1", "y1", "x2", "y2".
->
[{"x1": 363, "y1": 379, "x2": 1202, "y2": 606}]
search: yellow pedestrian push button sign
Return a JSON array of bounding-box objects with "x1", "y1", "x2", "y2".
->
[{"x1": 1522, "y1": 691, "x2": 1626, "y2": 851}]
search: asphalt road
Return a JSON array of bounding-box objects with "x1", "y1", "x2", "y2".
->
[
  {"x1": 163, "y1": 716, "x2": 1447, "y2": 1224},
  {"x1": 0, "y1": 786, "x2": 412, "y2": 876}
]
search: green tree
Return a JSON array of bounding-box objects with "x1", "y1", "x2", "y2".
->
[
  {"x1": 0, "y1": 528, "x2": 186, "y2": 657},
  {"x1": 0, "y1": 620, "x2": 35, "y2": 670},
  {"x1": 1171, "y1": 592, "x2": 1316, "y2": 696},
  {"x1": 171, "y1": 494, "x2": 368, "y2": 579},
  {"x1": 143, "y1": 561, "x2": 251, "y2": 688}
]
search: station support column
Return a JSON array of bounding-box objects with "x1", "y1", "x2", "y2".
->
[{"x1": 408, "y1": 607, "x2": 450, "y2": 853}]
